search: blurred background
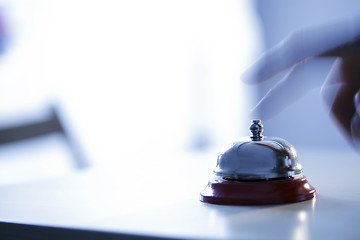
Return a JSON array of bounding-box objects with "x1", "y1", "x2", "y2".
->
[{"x1": 0, "y1": 0, "x2": 358, "y2": 185}]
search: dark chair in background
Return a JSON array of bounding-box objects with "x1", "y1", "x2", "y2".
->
[{"x1": 0, "y1": 106, "x2": 89, "y2": 169}]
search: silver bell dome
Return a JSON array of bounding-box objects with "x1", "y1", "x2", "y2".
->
[{"x1": 214, "y1": 120, "x2": 302, "y2": 181}]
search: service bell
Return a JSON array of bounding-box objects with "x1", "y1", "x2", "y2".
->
[{"x1": 200, "y1": 120, "x2": 316, "y2": 205}]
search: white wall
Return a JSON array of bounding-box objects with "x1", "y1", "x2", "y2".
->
[{"x1": 0, "y1": 0, "x2": 261, "y2": 173}]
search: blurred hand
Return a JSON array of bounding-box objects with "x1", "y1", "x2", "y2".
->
[{"x1": 242, "y1": 16, "x2": 360, "y2": 147}]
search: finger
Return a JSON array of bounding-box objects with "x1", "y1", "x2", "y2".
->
[
  {"x1": 242, "y1": 16, "x2": 360, "y2": 84},
  {"x1": 250, "y1": 58, "x2": 333, "y2": 120},
  {"x1": 321, "y1": 59, "x2": 360, "y2": 141}
]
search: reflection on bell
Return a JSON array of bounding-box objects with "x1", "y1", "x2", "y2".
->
[{"x1": 200, "y1": 120, "x2": 316, "y2": 205}]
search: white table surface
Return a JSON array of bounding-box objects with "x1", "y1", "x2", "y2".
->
[{"x1": 0, "y1": 148, "x2": 359, "y2": 239}]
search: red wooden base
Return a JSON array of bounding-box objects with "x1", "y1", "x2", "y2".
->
[{"x1": 200, "y1": 176, "x2": 316, "y2": 205}]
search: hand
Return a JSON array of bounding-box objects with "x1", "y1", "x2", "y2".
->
[{"x1": 242, "y1": 16, "x2": 360, "y2": 148}]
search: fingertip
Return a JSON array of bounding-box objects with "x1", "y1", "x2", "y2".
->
[
  {"x1": 241, "y1": 47, "x2": 288, "y2": 84},
  {"x1": 249, "y1": 105, "x2": 262, "y2": 120},
  {"x1": 249, "y1": 99, "x2": 277, "y2": 122},
  {"x1": 241, "y1": 53, "x2": 270, "y2": 84},
  {"x1": 241, "y1": 65, "x2": 259, "y2": 84}
]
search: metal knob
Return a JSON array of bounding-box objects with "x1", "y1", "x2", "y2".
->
[{"x1": 250, "y1": 119, "x2": 263, "y2": 141}]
